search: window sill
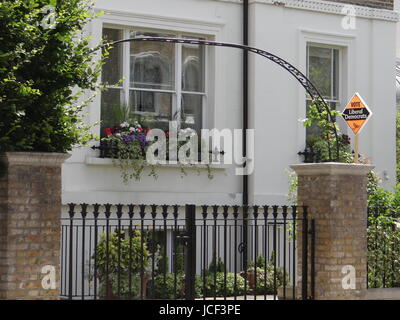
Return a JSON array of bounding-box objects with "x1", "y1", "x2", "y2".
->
[{"x1": 84, "y1": 156, "x2": 229, "y2": 170}]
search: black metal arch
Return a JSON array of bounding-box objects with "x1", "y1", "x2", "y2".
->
[{"x1": 93, "y1": 36, "x2": 339, "y2": 160}]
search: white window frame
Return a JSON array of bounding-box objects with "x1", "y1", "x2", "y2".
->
[
  {"x1": 102, "y1": 24, "x2": 209, "y2": 131},
  {"x1": 297, "y1": 29, "x2": 356, "y2": 151},
  {"x1": 306, "y1": 43, "x2": 341, "y2": 108}
]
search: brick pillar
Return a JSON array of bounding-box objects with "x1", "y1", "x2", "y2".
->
[
  {"x1": 0, "y1": 152, "x2": 69, "y2": 299},
  {"x1": 291, "y1": 163, "x2": 373, "y2": 300}
]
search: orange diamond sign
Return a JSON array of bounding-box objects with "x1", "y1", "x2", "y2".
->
[{"x1": 342, "y1": 92, "x2": 372, "y2": 135}]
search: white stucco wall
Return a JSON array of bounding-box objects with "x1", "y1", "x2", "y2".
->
[
  {"x1": 396, "y1": 0, "x2": 400, "y2": 57},
  {"x1": 62, "y1": 0, "x2": 398, "y2": 206},
  {"x1": 248, "y1": 1, "x2": 397, "y2": 203}
]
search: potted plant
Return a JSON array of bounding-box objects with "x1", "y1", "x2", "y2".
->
[{"x1": 93, "y1": 230, "x2": 150, "y2": 299}]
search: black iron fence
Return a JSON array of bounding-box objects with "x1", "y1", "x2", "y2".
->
[
  {"x1": 367, "y1": 206, "x2": 400, "y2": 289},
  {"x1": 61, "y1": 204, "x2": 314, "y2": 300}
]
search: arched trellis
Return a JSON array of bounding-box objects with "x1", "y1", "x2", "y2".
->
[{"x1": 92, "y1": 37, "x2": 339, "y2": 161}]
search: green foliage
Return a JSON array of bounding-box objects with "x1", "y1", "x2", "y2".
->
[
  {"x1": 103, "y1": 120, "x2": 157, "y2": 183},
  {"x1": 148, "y1": 270, "x2": 248, "y2": 299},
  {"x1": 0, "y1": 0, "x2": 107, "y2": 153},
  {"x1": 367, "y1": 171, "x2": 381, "y2": 199},
  {"x1": 302, "y1": 100, "x2": 352, "y2": 162},
  {"x1": 367, "y1": 208, "x2": 400, "y2": 288},
  {"x1": 247, "y1": 266, "x2": 288, "y2": 295},
  {"x1": 108, "y1": 135, "x2": 154, "y2": 183},
  {"x1": 246, "y1": 255, "x2": 289, "y2": 294},
  {"x1": 366, "y1": 179, "x2": 400, "y2": 288},
  {"x1": 303, "y1": 101, "x2": 341, "y2": 136},
  {"x1": 206, "y1": 257, "x2": 225, "y2": 275},
  {"x1": 150, "y1": 273, "x2": 185, "y2": 299},
  {"x1": 368, "y1": 187, "x2": 394, "y2": 209},
  {"x1": 93, "y1": 230, "x2": 150, "y2": 298},
  {"x1": 196, "y1": 272, "x2": 248, "y2": 297},
  {"x1": 247, "y1": 255, "x2": 267, "y2": 269},
  {"x1": 98, "y1": 273, "x2": 142, "y2": 300},
  {"x1": 285, "y1": 169, "x2": 298, "y2": 206},
  {"x1": 103, "y1": 119, "x2": 214, "y2": 183}
]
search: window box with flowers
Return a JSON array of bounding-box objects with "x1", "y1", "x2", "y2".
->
[{"x1": 92, "y1": 118, "x2": 217, "y2": 183}]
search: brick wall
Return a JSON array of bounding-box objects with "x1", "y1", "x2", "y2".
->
[
  {"x1": 0, "y1": 152, "x2": 69, "y2": 299},
  {"x1": 291, "y1": 163, "x2": 373, "y2": 300},
  {"x1": 328, "y1": 0, "x2": 394, "y2": 10}
]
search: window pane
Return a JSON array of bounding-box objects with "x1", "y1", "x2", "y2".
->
[
  {"x1": 102, "y1": 28, "x2": 123, "y2": 85},
  {"x1": 182, "y1": 94, "x2": 202, "y2": 133},
  {"x1": 130, "y1": 90, "x2": 172, "y2": 131},
  {"x1": 100, "y1": 88, "x2": 122, "y2": 137},
  {"x1": 182, "y1": 42, "x2": 204, "y2": 92},
  {"x1": 332, "y1": 49, "x2": 339, "y2": 100},
  {"x1": 308, "y1": 46, "x2": 332, "y2": 99},
  {"x1": 130, "y1": 31, "x2": 175, "y2": 90}
]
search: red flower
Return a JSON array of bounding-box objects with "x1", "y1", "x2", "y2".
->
[
  {"x1": 166, "y1": 131, "x2": 170, "y2": 138},
  {"x1": 105, "y1": 128, "x2": 112, "y2": 136},
  {"x1": 138, "y1": 127, "x2": 143, "y2": 132}
]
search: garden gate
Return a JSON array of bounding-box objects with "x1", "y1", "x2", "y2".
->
[{"x1": 60, "y1": 203, "x2": 314, "y2": 300}]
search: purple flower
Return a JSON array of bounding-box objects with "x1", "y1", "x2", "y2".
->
[
  {"x1": 121, "y1": 133, "x2": 148, "y2": 148},
  {"x1": 135, "y1": 133, "x2": 148, "y2": 148},
  {"x1": 122, "y1": 134, "x2": 134, "y2": 144}
]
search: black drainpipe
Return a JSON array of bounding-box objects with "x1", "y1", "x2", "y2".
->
[
  {"x1": 242, "y1": 0, "x2": 249, "y2": 273},
  {"x1": 243, "y1": 0, "x2": 249, "y2": 206}
]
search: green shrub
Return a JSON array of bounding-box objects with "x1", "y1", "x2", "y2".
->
[
  {"x1": 149, "y1": 273, "x2": 185, "y2": 299},
  {"x1": 367, "y1": 208, "x2": 400, "y2": 288},
  {"x1": 195, "y1": 272, "x2": 247, "y2": 298},
  {"x1": 246, "y1": 255, "x2": 289, "y2": 294},
  {"x1": 302, "y1": 101, "x2": 352, "y2": 162},
  {"x1": 98, "y1": 273, "x2": 142, "y2": 300},
  {"x1": 367, "y1": 181, "x2": 400, "y2": 288},
  {"x1": 206, "y1": 257, "x2": 225, "y2": 275},
  {"x1": 248, "y1": 266, "x2": 289, "y2": 295},
  {"x1": 0, "y1": 0, "x2": 107, "y2": 153},
  {"x1": 93, "y1": 230, "x2": 150, "y2": 298},
  {"x1": 154, "y1": 243, "x2": 185, "y2": 276}
]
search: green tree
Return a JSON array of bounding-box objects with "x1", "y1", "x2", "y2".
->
[{"x1": 0, "y1": 0, "x2": 107, "y2": 153}]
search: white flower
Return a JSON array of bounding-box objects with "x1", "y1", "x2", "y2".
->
[
  {"x1": 129, "y1": 127, "x2": 135, "y2": 132},
  {"x1": 179, "y1": 128, "x2": 196, "y2": 137},
  {"x1": 121, "y1": 121, "x2": 129, "y2": 128},
  {"x1": 115, "y1": 133, "x2": 121, "y2": 137}
]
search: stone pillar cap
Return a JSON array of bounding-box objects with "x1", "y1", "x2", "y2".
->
[
  {"x1": 290, "y1": 162, "x2": 374, "y2": 176},
  {"x1": 1, "y1": 152, "x2": 71, "y2": 166}
]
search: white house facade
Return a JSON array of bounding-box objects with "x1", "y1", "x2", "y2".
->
[{"x1": 62, "y1": 0, "x2": 398, "y2": 207}]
